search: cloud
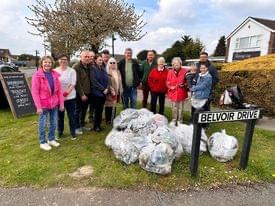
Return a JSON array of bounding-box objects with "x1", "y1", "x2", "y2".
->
[
  {"x1": 151, "y1": 0, "x2": 196, "y2": 26},
  {"x1": 0, "y1": 0, "x2": 45, "y2": 55},
  {"x1": 105, "y1": 26, "x2": 185, "y2": 57},
  {"x1": 210, "y1": 0, "x2": 275, "y2": 17}
]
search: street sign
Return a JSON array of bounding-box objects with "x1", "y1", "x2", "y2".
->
[
  {"x1": 190, "y1": 108, "x2": 263, "y2": 176},
  {"x1": 198, "y1": 109, "x2": 261, "y2": 123}
]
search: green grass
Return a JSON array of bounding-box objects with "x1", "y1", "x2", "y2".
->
[{"x1": 0, "y1": 105, "x2": 274, "y2": 190}]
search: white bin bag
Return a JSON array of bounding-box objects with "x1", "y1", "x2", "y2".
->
[{"x1": 208, "y1": 129, "x2": 238, "y2": 162}]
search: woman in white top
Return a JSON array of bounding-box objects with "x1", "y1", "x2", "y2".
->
[{"x1": 54, "y1": 54, "x2": 77, "y2": 140}]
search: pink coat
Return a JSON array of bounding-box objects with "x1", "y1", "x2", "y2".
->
[
  {"x1": 166, "y1": 67, "x2": 188, "y2": 102},
  {"x1": 32, "y1": 68, "x2": 64, "y2": 110}
]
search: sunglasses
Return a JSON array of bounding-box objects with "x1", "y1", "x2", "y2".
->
[{"x1": 109, "y1": 62, "x2": 116, "y2": 64}]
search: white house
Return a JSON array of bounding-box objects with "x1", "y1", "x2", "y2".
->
[{"x1": 226, "y1": 17, "x2": 275, "y2": 62}]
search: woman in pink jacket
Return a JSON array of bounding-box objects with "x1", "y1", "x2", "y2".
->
[
  {"x1": 166, "y1": 57, "x2": 188, "y2": 125},
  {"x1": 32, "y1": 56, "x2": 64, "y2": 151}
]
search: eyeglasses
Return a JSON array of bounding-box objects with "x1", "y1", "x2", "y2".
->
[{"x1": 109, "y1": 62, "x2": 116, "y2": 64}]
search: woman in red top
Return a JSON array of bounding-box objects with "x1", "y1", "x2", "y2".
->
[
  {"x1": 166, "y1": 57, "x2": 188, "y2": 124},
  {"x1": 148, "y1": 57, "x2": 168, "y2": 115}
]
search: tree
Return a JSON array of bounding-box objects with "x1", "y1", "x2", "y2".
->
[
  {"x1": 136, "y1": 49, "x2": 157, "y2": 62},
  {"x1": 137, "y1": 50, "x2": 148, "y2": 62},
  {"x1": 213, "y1": 36, "x2": 226, "y2": 56},
  {"x1": 18, "y1": 54, "x2": 36, "y2": 61},
  {"x1": 26, "y1": 0, "x2": 146, "y2": 56},
  {"x1": 162, "y1": 36, "x2": 204, "y2": 64}
]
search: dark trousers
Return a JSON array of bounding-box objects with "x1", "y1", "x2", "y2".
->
[
  {"x1": 92, "y1": 96, "x2": 106, "y2": 129},
  {"x1": 105, "y1": 106, "x2": 117, "y2": 123},
  {"x1": 142, "y1": 85, "x2": 150, "y2": 108},
  {"x1": 58, "y1": 98, "x2": 76, "y2": 136},
  {"x1": 122, "y1": 86, "x2": 137, "y2": 109},
  {"x1": 150, "y1": 92, "x2": 166, "y2": 115},
  {"x1": 75, "y1": 94, "x2": 90, "y2": 129},
  {"x1": 191, "y1": 100, "x2": 209, "y2": 127},
  {"x1": 88, "y1": 103, "x2": 95, "y2": 122}
]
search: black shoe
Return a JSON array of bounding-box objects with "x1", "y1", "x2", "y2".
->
[{"x1": 58, "y1": 133, "x2": 63, "y2": 138}]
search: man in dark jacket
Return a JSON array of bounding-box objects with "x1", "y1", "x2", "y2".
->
[
  {"x1": 118, "y1": 48, "x2": 141, "y2": 109},
  {"x1": 196, "y1": 52, "x2": 219, "y2": 115},
  {"x1": 140, "y1": 50, "x2": 157, "y2": 108},
  {"x1": 73, "y1": 50, "x2": 95, "y2": 134}
]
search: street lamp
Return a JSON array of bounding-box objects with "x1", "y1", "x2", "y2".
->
[
  {"x1": 111, "y1": 34, "x2": 116, "y2": 57},
  {"x1": 35, "y1": 50, "x2": 39, "y2": 70}
]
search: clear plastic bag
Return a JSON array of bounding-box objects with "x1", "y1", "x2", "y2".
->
[
  {"x1": 113, "y1": 108, "x2": 139, "y2": 130},
  {"x1": 171, "y1": 123, "x2": 208, "y2": 154},
  {"x1": 105, "y1": 129, "x2": 139, "y2": 165},
  {"x1": 139, "y1": 143, "x2": 174, "y2": 175},
  {"x1": 208, "y1": 129, "x2": 238, "y2": 162}
]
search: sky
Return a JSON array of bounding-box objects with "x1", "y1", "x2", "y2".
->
[{"x1": 1, "y1": 0, "x2": 275, "y2": 58}]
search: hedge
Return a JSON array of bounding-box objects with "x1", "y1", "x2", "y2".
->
[{"x1": 212, "y1": 69, "x2": 275, "y2": 117}]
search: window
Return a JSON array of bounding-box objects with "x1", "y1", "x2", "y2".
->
[
  {"x1": 240, "y1": 37, "x2": 249, "y2": 48},
  {"x1": 235, "y1": 35, "x2": 261, "y2": 49}
]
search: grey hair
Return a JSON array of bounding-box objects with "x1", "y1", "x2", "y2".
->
[
  {"x1": 157, "y1": 57, "x2": 165, "y2": 64},
  {"x1": 171, "y1": 57, "x2": 182, "y2": 66},
  {"x1": 124, "y1": 48, "x2": 133, "y2": 53}
]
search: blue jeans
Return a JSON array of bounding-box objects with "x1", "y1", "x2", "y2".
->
[
  {"x1": 122, "y1": 86, "x2": 137, "y2": 109},
  {"x1": 38, "y1": 106, "x2": 58, "y2": 144},
  {"x1": 58, "y1": 98, "x2": 76, "y2": 136}
]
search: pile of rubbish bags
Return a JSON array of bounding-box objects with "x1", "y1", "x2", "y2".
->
[{"x1": 105, "y1": 108, "x2": 239, "y2": 175}]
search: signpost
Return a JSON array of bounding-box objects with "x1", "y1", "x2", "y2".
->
[
  {"x1": 191, "y1": 108, "x2": 263, "y2": 176},
  {"x1": 0, "y1": 72, "x2": 36, "y2": 118}
]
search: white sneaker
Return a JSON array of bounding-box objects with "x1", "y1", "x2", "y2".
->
[
  {"x1": 40, "y1": 143, "x2": 52, "y2": 151},
  {"x1": 48, "y1": 140, "x2": 60, "y2": 147},
  {"x1": 75, "y1": 128, "x2": 83, "y2": 135}
]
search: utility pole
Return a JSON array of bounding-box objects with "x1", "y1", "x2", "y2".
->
[
  {"x1": 111, "y1": 34, "x2": 116, "y2": 57},
  {"x1": 35, "y1": 50, "x2": 39, "y2": 70}
]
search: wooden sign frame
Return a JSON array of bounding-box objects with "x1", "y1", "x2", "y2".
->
[{"x1": 0, "y1": 72, "x2": 36, "y2": 118}]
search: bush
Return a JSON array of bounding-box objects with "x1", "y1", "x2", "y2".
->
[{"x1": 213, "y1": 69, "x2": 275, "y2": 117}]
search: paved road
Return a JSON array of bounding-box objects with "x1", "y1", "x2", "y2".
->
[
  {"x1": 0, "y1": 183, "x2": 274, "y2": 206},
  {"x1": 20, "y1": 68, "x2": 36, "y2": 78}
]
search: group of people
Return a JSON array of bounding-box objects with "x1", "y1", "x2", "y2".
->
[{"x1": 31, "y1": 48, "x2": 218, "y2": 151}]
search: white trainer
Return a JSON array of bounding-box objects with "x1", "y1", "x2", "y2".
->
[
  {"x1": 75, "y1": 128, "x2": 83, "y2": 135},
  {"x1": 48, "y1": 140, "x2": 60, "y2": 147},
  {"x1": 40, "y1": 143, "x2": 52, "y2": 151}
]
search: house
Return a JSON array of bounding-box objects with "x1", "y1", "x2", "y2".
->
[
  {"x1": 0, "y1": 49, "x2": 13, "y2": 63},
  {"x1": 226, "y1": 17, "x2": 275, "y2": 62},
  {"x1": 186, "y1": 56, "x2": 225, "y2": 65}
]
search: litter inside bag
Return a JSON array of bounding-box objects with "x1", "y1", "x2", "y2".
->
[
  {"x1": 208, "y1": 129, "x2": 238, "y2": 162},
  {"x1": 105, "y1": 129, "x2": 139, "y2": 165},
  {"x1": 113, "y1": 108, "x2": 139, "y2": 130},
  {"x1": 139, "y1": 143, "x2": 175, "y2": 175},
  {"x1": 171, "y1": 123, "x2": 208, "y2": 154}
]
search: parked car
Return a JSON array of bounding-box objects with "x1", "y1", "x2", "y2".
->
[{"x1": 0, "y1": 64, "x2": 18, "y2": 72}]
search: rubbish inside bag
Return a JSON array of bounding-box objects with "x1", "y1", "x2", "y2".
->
[
  {"x1": 208, "y1": 129, "x2": 238, "y2": 162},
  {"x1": 170, "y1": 123, "x2": 208, "y2": 154},
  {"x1": 139, "y1": 143, "x2": 174, "y2": 175},
  {"x1": 106, "y1": 108, "x2": 238, "y2": 175}
]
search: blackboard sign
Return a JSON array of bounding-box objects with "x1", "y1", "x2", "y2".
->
[
  {"x1": 198, "y1": 109, "x2": 261, "y2": 123},
  {"x1": 0, "y1": 72, "x2": 36, "y2": 118}
]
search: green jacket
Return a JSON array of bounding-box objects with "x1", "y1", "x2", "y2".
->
[
  {"x1": 73, "y1": 61, "x2": 91, "y2": 96},
  {"x1": 141, "y1": 59, "x2": 157, "y2": 86}
]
